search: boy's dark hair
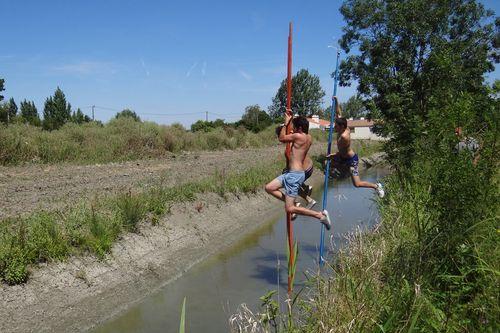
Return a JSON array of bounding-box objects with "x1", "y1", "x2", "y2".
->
[
  {"x1": 292, "y1": 116, "x2": 309, "y2": 134},
  {"x1": 335, "y1": 117, "x2": 347, "y2": 128}
]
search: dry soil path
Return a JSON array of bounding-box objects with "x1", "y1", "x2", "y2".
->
[{"x1": 0, "y1": 144, "x2": 325, "y2": 220}]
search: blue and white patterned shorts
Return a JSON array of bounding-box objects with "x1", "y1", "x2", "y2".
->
[{"x1": 276, "y1": 171, "x2": 305, "y2": 197}]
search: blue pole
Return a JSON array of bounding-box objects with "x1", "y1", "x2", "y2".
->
[{"x1": 319, "y1": 50, "x2": 340, "y2": 265}]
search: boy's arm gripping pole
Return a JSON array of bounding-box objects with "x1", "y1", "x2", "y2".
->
[{"x1": 319, "y1": 50, "x2": 340, "y2": 265}]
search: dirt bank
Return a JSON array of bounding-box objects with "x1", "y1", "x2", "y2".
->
[
  {"x1": 0, "y1": 144, "x2": 327, "y2": 220},
  {"x1": 0, "y1": 190, "x2": 290, "y2": 333}
]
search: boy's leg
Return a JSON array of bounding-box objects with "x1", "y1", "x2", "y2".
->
[
  {"x1": 351, "y1": 175, "x2": 377, "y2": 189},
  {"x1": 349, "y1": 156, "x2": 385, "y2": 197},
  {"x1": 348, "y1": 154, "x2": 376, "y2": 189},
  {"x1": 285, "y1": 196, "x2": 322, "y2": 219},
  {"x1": 297, "y1": 184, "x2": 308, "y2": 201},
  {"x1": 285, "y1": 196, "x2": 331, "y2": 229},
  {"x1": 265, "y1": 178, "x2": 286, "y2": 201}
]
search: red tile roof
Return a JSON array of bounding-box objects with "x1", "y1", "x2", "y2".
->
[
  {"x1": 306, "y1": 117, "x2": 330, "y2": 126},
  {"x1": 347, "y1": 119, "x2": 374, "y2": 127}
]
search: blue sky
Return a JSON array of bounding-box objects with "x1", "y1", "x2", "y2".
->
[{"x1": 1, "y1": 0, "x2": 498, "y2": 127}]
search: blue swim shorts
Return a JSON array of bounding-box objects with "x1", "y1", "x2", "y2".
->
[
  {"x1": 276, "y1": 171, "x2": 305, "y2": 198},
  {"x1": 333, "y1": 153, "x2": 359, "y2": 176}
]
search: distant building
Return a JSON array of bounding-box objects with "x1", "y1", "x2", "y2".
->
[
  {"x1": 307, "y1": 115, "x2": 331, "y2": 130},
  {"x1": 306, "y1": 115, "x2": 386, "y2": 141},
  {"x1": 346, "y1": 118, "x2": 385, "y2": 140}
]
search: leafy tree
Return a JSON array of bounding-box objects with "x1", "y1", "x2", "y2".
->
[
  {"x1": 115, "y1": 109, "x2": 141, "y2": 122},
  {"x1": 170, "y1": 122, "x2": 186, "y2": 131},
  {"x1": 43, "y1": 87, "x2": 72, "y2": 130},
  {"x1": 339, "y1": 0, "x2": 498, "y2": 168},
  {"x1": 0, "y1": 79, "x2": 6, "y2": 123},
  {"x1": 20, "y1": 100, "x2": 41, "y2": 126},
  {"x1": 7, "y1": 97, "x2": 17, "y2": 123},
  {"x1": 0, "y1": 103, "x2": 8, "y2": 124},
  {"x1": 0, "y1": 78, "x2": 4, "y2": 102},
  {"x1": 71, "y1": 108, "x2": 92, "y2": 124},
  {"x1": 268, "y1": 69, "x2": 325, "y2": 120},
  {"x1": 342, "y1": 95, "x2": 367, "y2": 119},
  {"x1": 238, "y1": 105, "x2": 272, "y2": 132},
  {"x1": 337, "y1": 1, "x2": 499, "y2": 330},
  {"x1": 190, "y1": 118, "x2": 226, "y2": 132},
  {"x1": 324, "y1": 94, "x2": 367, "y2": 120}
]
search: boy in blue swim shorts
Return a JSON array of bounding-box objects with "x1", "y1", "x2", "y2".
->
[
  {"x1": 326, "y1": 97, "x2": 385, "y2": 198},
  {"x1": 265, "y1": 113, "x2": 331, "y2": 230},
  {"x1": 276, "y1": 124, "x2": 316, "y2": 211}
]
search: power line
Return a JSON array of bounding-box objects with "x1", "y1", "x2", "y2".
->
[
  {"x1": 78, "y1": 105, "x2": 243, "y2": 120},
  {"x1": 210, "y1": 112, "x2": 242, "y2": 116},
  {"x1": 93, "y1": 105, "x2": 121, "y2": 112},
  {"x1": 139, "y1": 112, "x2": 203, "y2": 116}
]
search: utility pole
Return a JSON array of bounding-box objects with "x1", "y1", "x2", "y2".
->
[
  {"x1": 92, "y1": 105, "x2": 95, "y2": 121},
  {"x1": 205, "y1": 111, "x2": 208, "y2": 122}
]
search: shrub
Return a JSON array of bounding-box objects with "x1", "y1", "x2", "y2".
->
[
  {"x1": 2, "y1": 245, "x2": 29, "y2": 285},
  {"x1": 116, "y1": 192, "x2": 146, "y2": 232}
]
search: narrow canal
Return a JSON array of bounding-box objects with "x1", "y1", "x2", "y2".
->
[{"x1": 92, "y1": 167, "x2": 389, "y2": 333}]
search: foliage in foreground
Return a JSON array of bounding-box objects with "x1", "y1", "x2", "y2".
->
[
  {"x1": 339, "y1": 0, "x2": 498, "y2": 171},
  {"x1": 0, "y1": 159, "x2": 283, "y2": 285}
]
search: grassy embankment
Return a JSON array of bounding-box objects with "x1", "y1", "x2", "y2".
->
[
  {"x1": 0, "y1": 118, "x2": 343, "y2": 165},
  {"x1": 0, "y1": 118, "x2": 277, "y2": 165},
  {"x1": 300, "y1": 165, "x2": 498, "y2": 332}
]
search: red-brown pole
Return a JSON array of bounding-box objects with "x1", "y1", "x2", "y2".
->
[{"x1": 285, "y1": 21, "x2": 294, "y2": 295}]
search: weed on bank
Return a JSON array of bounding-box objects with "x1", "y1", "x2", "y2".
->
[{"x1": 0, "y1": 159, "x2": 283, "y2": 285}]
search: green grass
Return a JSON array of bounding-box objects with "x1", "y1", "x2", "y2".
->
[
  {"x1": 0, "y1": 158, "x2": 283, "y2": 285},
  {"x1": 0, "y1": 119, "x2": 333, "y2": 166},
  {"x1": 300, "y1": 145, "x2": 498, "y2": 332}
]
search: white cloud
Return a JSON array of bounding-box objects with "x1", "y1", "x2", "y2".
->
[
  {"x1": 201, "y1": 61, "x2": 207, "y2": 76},
  {"x1": 238, "y1": 70, "x2": 252, "y2": 81},
  {"x1": 52, "y1": 61, "x2": 116, "y2": 75},
  {"x1": 140, "y1": 58, "x2": 150, "y2": 77},
  {"x1": 186, "y1": 61, "x2": 198, "y2": 77}
]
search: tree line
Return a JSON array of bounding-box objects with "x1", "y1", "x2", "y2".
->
[
  {"x1": 0, "y1": 85, "x2": 92, "y2": 130},
  {"x1": 0, "y1": 68, "x2": 369, "y2": 134}
]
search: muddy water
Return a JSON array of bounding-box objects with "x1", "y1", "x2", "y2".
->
[{"x1": 91, "y1": 167, "x2": 389, "y2": 333}]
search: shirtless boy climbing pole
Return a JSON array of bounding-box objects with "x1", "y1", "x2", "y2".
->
[
  {"x1": 265, "y1": 113, "x2": 331, "y2": 230},
  {"x1": 327, "y1": 97, "x2": 385, "y2": 198}
]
